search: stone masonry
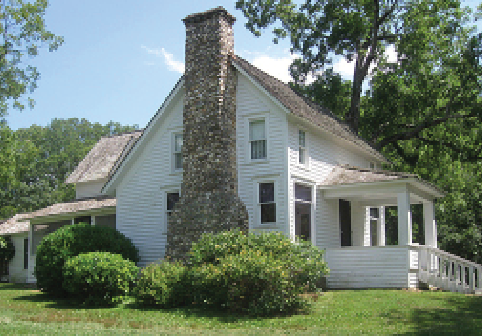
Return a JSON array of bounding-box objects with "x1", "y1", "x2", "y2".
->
[{"x1": 165, "y1": 7, "x2": 249, "y2": 261}]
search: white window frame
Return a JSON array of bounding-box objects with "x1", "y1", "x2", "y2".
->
[
  {"x1": 298, "y1": 129, "x2": 308, "y2": 166},
  {"x1": 163, "y1": 188, "x2": 181, "y2": 234},
  {"x1": 369, "y1": 162, "x2": 376, "y2": 169},
  {"x1": 171, "y1": 132, "x2": 183, "y2": 173},
  {"x1": 247, "y1": 115, "x2": 269, "y2": 163},
  {"x1": 256, "y1": 180, "x2": 277, "y2": 225}
]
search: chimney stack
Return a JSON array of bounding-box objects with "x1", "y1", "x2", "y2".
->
[{"x1": 166, "y1": 7, "x2": 248, "y2": 261}]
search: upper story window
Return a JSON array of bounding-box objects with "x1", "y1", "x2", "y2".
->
[
  {"x1": 259, "y1": 182, "x2": 276, "y2": 224},
  {"x1": 249, "y1": 119, "x2": 267, "y2": 160},
  {"x1": 173, "y1": 133, "x2": 183, "y2": 171},
  {"x1": 298, "y1": 130, "x2": 306, "y2": 164}
]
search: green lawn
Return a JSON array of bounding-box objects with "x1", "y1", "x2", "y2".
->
[{"x1": 0, "y1": 283, "x2": 481, "y2": 335}]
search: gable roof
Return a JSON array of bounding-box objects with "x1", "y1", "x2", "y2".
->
[
  {"x1": 231, "y1": 55, "x2": 388, "y2": 163},
  {"x1": 65, "y1": 130, "x2": 143, "y2": 184},
  {"x1": 103, "y1": 56, "x2": 389, "y2": 193}
]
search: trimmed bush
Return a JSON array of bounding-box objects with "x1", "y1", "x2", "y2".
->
[
  {"x1": 134, "y1": 261, "x2": 189, "y2": 307},
  {"x1": 187, "y1": 229, "x2": 329, "y2": 315},
  {"x1": 63, "y1": 252, "x2": 138, "y2": 306},
  {"x1": 189, "y1": 229, "x2": 328, "y2": 292},
  {"x1": 35, "y1": 223, "x2": 139, "y2": 296}
]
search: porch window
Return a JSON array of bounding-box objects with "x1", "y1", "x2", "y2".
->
[
  {"x1": 249, "y1": 120, "x2": 267, "y2": 160},
  {"x1": 166, "y1": 192, "x2": 180, "y2": 218},
  {"x1": 370, "y1": 207, "x2": 378, "y2": 246},
  {"x1": 23, "y1": 238, "x2": 28, "y2": 270},
  {"x1": 259, "y1": 182, "x2": 276, "y2": 224},
  {"x1": 173, "y1": 133, "x2": 183, "y2": 171},
  {"x1": 298, "y1": 130, "x2": 306, "y2": 164},
  {"x1": 74, "y1": 216, "x2": 91, "y2": 225}
]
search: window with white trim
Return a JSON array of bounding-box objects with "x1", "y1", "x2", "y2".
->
[
  {"x1": 249, "y1": 119, "x2": 267, "y2": 160},
  {"x1": 173, "y1": 133, "x2": 183, "y2": 171},
  {"x1": 166, "y1": 192, "x2": 180, "y2": 218},
  {"x1": 298, "y1": 130, "x2": 306, "y2": 164},
  {"x1": 259, "y1": 182, "x2": 276, "y2": 224}
]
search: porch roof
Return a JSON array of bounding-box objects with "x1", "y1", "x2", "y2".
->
[
  {"x1": 0, "y1": 213, "x2": 31, "y2": 235},
  {"x1": 17, "y1": 196, "x2": 116, "y2": 225},
  {"x1": 319, "y1": 165, "x2": 444, "y2": 205}
]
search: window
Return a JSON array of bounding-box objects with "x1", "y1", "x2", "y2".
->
[
  {"x1": 370, "y1": 207, "x2": 378, "y2": 246},
  {"x1": 298, "y1": 130, "x2": 306, "y2": 164},
  {"x1": 23, "y1": 238, "x2": 28, "y2": 270},
  {"x1": 369, "y1": 162, "x2": 376, "y2": 169},
  {"x1": 74, "y1": 216, "x2": 91, "y2": 225},
  {"x1": 249, "y1": 120, "x2": 266, "y2": 160},
  {"x1": 173, "y1": 133, "x2": 183, "y2": 171},
  {"x1": 166, "y1": 192, "x2": 180, "y2": 218},
  {"x1": 259, "y1": 182, "x2": 276, "y2": 224}
]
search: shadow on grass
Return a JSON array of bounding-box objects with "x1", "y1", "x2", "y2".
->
[
  {"x1": 11, "y1": 288, "x2": 307, "y2": 322},
  {"x1": 383, "y1": 294, "x2": 482, "y2": 335}
]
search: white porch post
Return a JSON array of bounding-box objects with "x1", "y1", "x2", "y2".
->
[
  {"x1": 397, "y1": 190, "x2": 412, "y2": 245},
  {"x1": 423, "y1": 202, "x2": 437, "y2": 248},
  {"x1": 28, "y1": 223, "x2": 34, "y2": 283},
  {"x1": 377, "y1": 206, "x2": 386, "y2": 246},
  {"x1": 91, "y1": 215, "x2": 96, "y2": 226}
]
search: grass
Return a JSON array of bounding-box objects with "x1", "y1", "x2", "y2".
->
[{"x1": 0, "y1": 283, "x2": 481, "y2": 335}]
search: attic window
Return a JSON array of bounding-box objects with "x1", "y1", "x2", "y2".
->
[
  {"x1": 173, "y1": 133, "x2": 183, "y2": 171},
  {"x1": 249, "y1": 120, "x2": 266, "y2": 160}
]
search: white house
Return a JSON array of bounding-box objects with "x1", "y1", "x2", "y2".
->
[{"x1": 1, "y1": 7, "x2": 481, "y2": 293}]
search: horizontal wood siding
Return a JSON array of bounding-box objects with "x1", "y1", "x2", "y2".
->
[
  {"x1": 287, "y1": 119, "x2": 373, "y2": 250},
  {"x1": 325, "y1": 246, "x2": 410, "y2": 288},
  {"x1": 116, "y1": 95, "x2": 183, "y2": 267},
  {"x1": 236, "y1": 74, "x2": 287, "y2": 234},
  {"x1": 76, "y1": 179, "x2": 107, "y2": 199}
]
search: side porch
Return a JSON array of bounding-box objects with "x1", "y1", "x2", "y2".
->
[{"x1": 317, "y1": 166, "x2": 482, "y2": 292}]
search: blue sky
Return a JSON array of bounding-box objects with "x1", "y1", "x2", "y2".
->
[{"x1": 4, "y1": 0, "x2": 481, "y2": 130}]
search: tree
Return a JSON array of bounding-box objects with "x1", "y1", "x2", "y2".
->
[
  {"x1": 0, "y1": 118, "x2": 138, "y2": 220},
  {"x1": 0, "y1": 0, "x2": 63, "y2": 116},
  {"x1": 235, "y1": 1, "x2": 480, "y2": 143}
]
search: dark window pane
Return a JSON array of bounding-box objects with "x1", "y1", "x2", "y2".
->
[
  {"x1": 175, "y1": 153, "x2": 182, "y2": 170},
  {"x1": 24, "y1": 238, "x2": 28, "y2": 270},
  {"x1": 74, "y1": 216, "x2": 91, "y2": 225},
  {"x1": 167, "y1": 193, "x2": 180, "y2": 211},
  {"x1": 261, "y1": 203, "x2": 276, "y2": 223},
  {"x1": 259, "y1": 183, "x2": 274, "y2": 203},
  {"x1": 251, "y1": 140, "x2": 266, "y2": 160},
  {"x1": 295, "y1": 185, "x2": 311, "y2": 202},
  {"x1": 370, "y1": 207, "x2": 379, "y2": 219}
]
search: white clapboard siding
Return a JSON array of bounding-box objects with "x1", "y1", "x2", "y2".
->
[
  {"x1": 7, "y1": 233, "x2": 29, "y2": 283},
  {"x1": 236, "y1": 74, "x2": 287, "y2": 233},
  {"x1": 115, "y1": 94, "x2": 183, "y2": 267},
  {"x1": 76, "y1": 179, "x2": 107, "y2": 199},
  {"x1": 287, "y1": 119, "x2": 373, "y2": 250},
  {"x1": 325, "y1": 246, "x2": 413, "y2": 288}
]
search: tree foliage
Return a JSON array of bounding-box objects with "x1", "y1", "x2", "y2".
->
[
  {"x1": 0, "y1": 118, "x2": 138, "y2": 220},
  {"x1": 0, "y1": 0, "x2": 63, "y2": 116}
]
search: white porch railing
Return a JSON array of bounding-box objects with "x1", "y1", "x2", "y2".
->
[{"x1": 415, "y1": 245, "x2": 482, "y2": 294}]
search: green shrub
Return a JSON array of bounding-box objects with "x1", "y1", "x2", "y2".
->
[
  {"x1": 63, "y1": 252, "x2": 138, "y2": 306},
  {"x1": 134, "y1": 261, "x2": 189, "y2": 307},
  {"x1": 186, "y1": 229, "x2": 329, "y2": 315},
  {"x1": 35, "y1": 223, "x2": 139, "y2": 296},
  {"x1": 189, "y1": 229, "x2": 328, "y2": 292},
  {"x1": 0, "y1": 236, "x2": 15, "y2": 278}
]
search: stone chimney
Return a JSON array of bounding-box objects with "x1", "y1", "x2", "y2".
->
[{"x1": 165, "y1": 7, "x2": 249, "y2": 261}]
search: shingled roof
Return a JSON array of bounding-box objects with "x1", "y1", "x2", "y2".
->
[
  {"x1": 66, "y1": 130, "x2": 143, "y2": 184},
  {"x1": 231, "y1": 55, "x2": 388, "y2": 163},
  {"x1": 26, "y1": 196, "x2": 116, "y2": 220},
  {"x1": 0, "y1": 213, "x2": 31, "y2": 235},
  {"x1": 321, "y1": 165, "x2": 417, "y2": 186}
]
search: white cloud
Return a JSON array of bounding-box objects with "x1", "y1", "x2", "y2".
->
[
  {"x1": 141, "y1": 45, "x2": 185, "y2": 74},
  {"x1": 251, "y1": 54, "x2": 296, "y2": 83}
]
